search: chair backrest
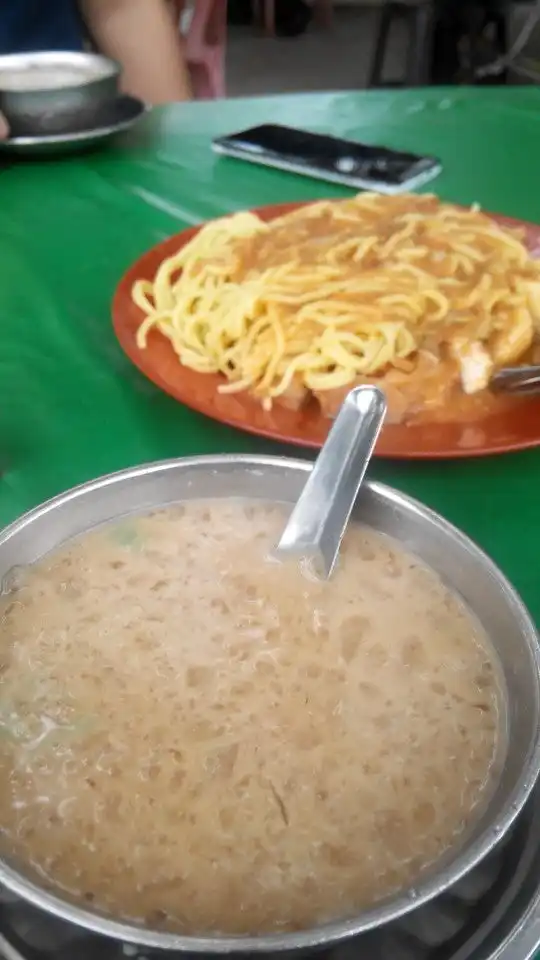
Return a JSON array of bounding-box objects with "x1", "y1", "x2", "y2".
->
[{"x1": 172, "y1": 0, "x2": 227, "y2": 99}]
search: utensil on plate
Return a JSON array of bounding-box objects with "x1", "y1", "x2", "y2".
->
[
  {"x1": 491, "y1": 364, "x2": 540, "y2": 395},
  {"x1": 276, "y1": 385, "x2": 386, "y2": 578},
  {"x1": 0, "y1": 453, "x2": 539, "y2": 952}
]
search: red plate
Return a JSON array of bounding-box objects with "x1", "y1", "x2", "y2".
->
[{"x1": 112, "y1": 202, "x2": 540, "y2": 459}]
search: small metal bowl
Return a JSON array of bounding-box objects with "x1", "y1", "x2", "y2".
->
[{"x1": 0, "y1": 51, "x2": 120, "y2": 137}]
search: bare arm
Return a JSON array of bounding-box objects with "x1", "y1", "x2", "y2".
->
[{"x1": 80, "y1": 0, "x2": 191, "y2": 103}]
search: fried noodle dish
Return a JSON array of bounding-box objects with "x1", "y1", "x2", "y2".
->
[{"x1": 133, "y1": 193, "x2": 540, "y2": 423}]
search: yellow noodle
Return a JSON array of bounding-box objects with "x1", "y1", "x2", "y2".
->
[{"x1": 133, "y1": 193, "x2": 540, "y2": 406}]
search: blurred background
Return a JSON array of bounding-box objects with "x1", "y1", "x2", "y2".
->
[{"x1": 180, "y1": 0, "x2": 540, "y2": 98}]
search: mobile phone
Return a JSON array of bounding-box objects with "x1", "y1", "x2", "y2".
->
[{"x1": 212, "y1": 124, "x2": 441, "y2": 195}]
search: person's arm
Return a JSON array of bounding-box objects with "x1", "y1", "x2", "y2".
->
[{"x1": 79, "y1": 0, "x2": 191, "y2": 103}]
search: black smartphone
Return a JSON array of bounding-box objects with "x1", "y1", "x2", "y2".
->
[{"x1": 212, "y1": 124, "x2": 441, "y2": 195}]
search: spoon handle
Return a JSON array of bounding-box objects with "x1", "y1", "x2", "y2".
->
[
  {"x1": 0, "y1": 933, "x2": 28, "y2": 960},
  {"x1": 275, "y1": 385, "x2": 387, "y2": 579}
]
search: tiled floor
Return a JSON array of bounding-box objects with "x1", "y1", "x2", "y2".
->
[{"x1": 226, "y1": 7, "x2": 407, "y2": 97}]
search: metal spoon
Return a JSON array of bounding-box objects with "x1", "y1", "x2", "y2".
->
[
  {"x1": 0, "y1": 934, "x2": 27, "y2": 960},
  {"x1": 275, "y1": 385, "x2": 387, "y2": 580}
]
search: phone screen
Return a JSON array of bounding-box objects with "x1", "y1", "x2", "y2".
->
[{"x1": 213, "y1": 124, "x2": 440, "y2": 189}]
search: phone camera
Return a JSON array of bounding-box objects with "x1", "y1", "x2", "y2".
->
[{"x1": 335, "y1": 156, "x2": 359, "y2": 174}]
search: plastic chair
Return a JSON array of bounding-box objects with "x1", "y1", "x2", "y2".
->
[
  {"x1": 367, "y1": 0, "x2": 508, "y2": 87},
  {"x1": 173, "y1": 0, "x2": 227, "y2": 99},
  {"x1": 367, "y1": 0, "x2": 435, "y2": 86}
]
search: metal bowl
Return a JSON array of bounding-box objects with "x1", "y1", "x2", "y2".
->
[
  {"x1": 0, "y1": 51, "x2": 120, "y2": 137},
  {"x1": 0, "y1": 454, "x2": 539, "y2": 954}
]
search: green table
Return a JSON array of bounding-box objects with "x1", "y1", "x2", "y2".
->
[{"x1": 0, "y1": 86, "x2": 539, "y2": 617}]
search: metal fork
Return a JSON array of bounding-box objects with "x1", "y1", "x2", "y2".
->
[{"x1": 491, "y1": 364, "x2": 540, "y2": 395}]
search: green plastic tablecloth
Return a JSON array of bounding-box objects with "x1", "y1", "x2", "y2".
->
[{"x1": 0, "y1": 86, "x2": 539, "y2": 619}]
